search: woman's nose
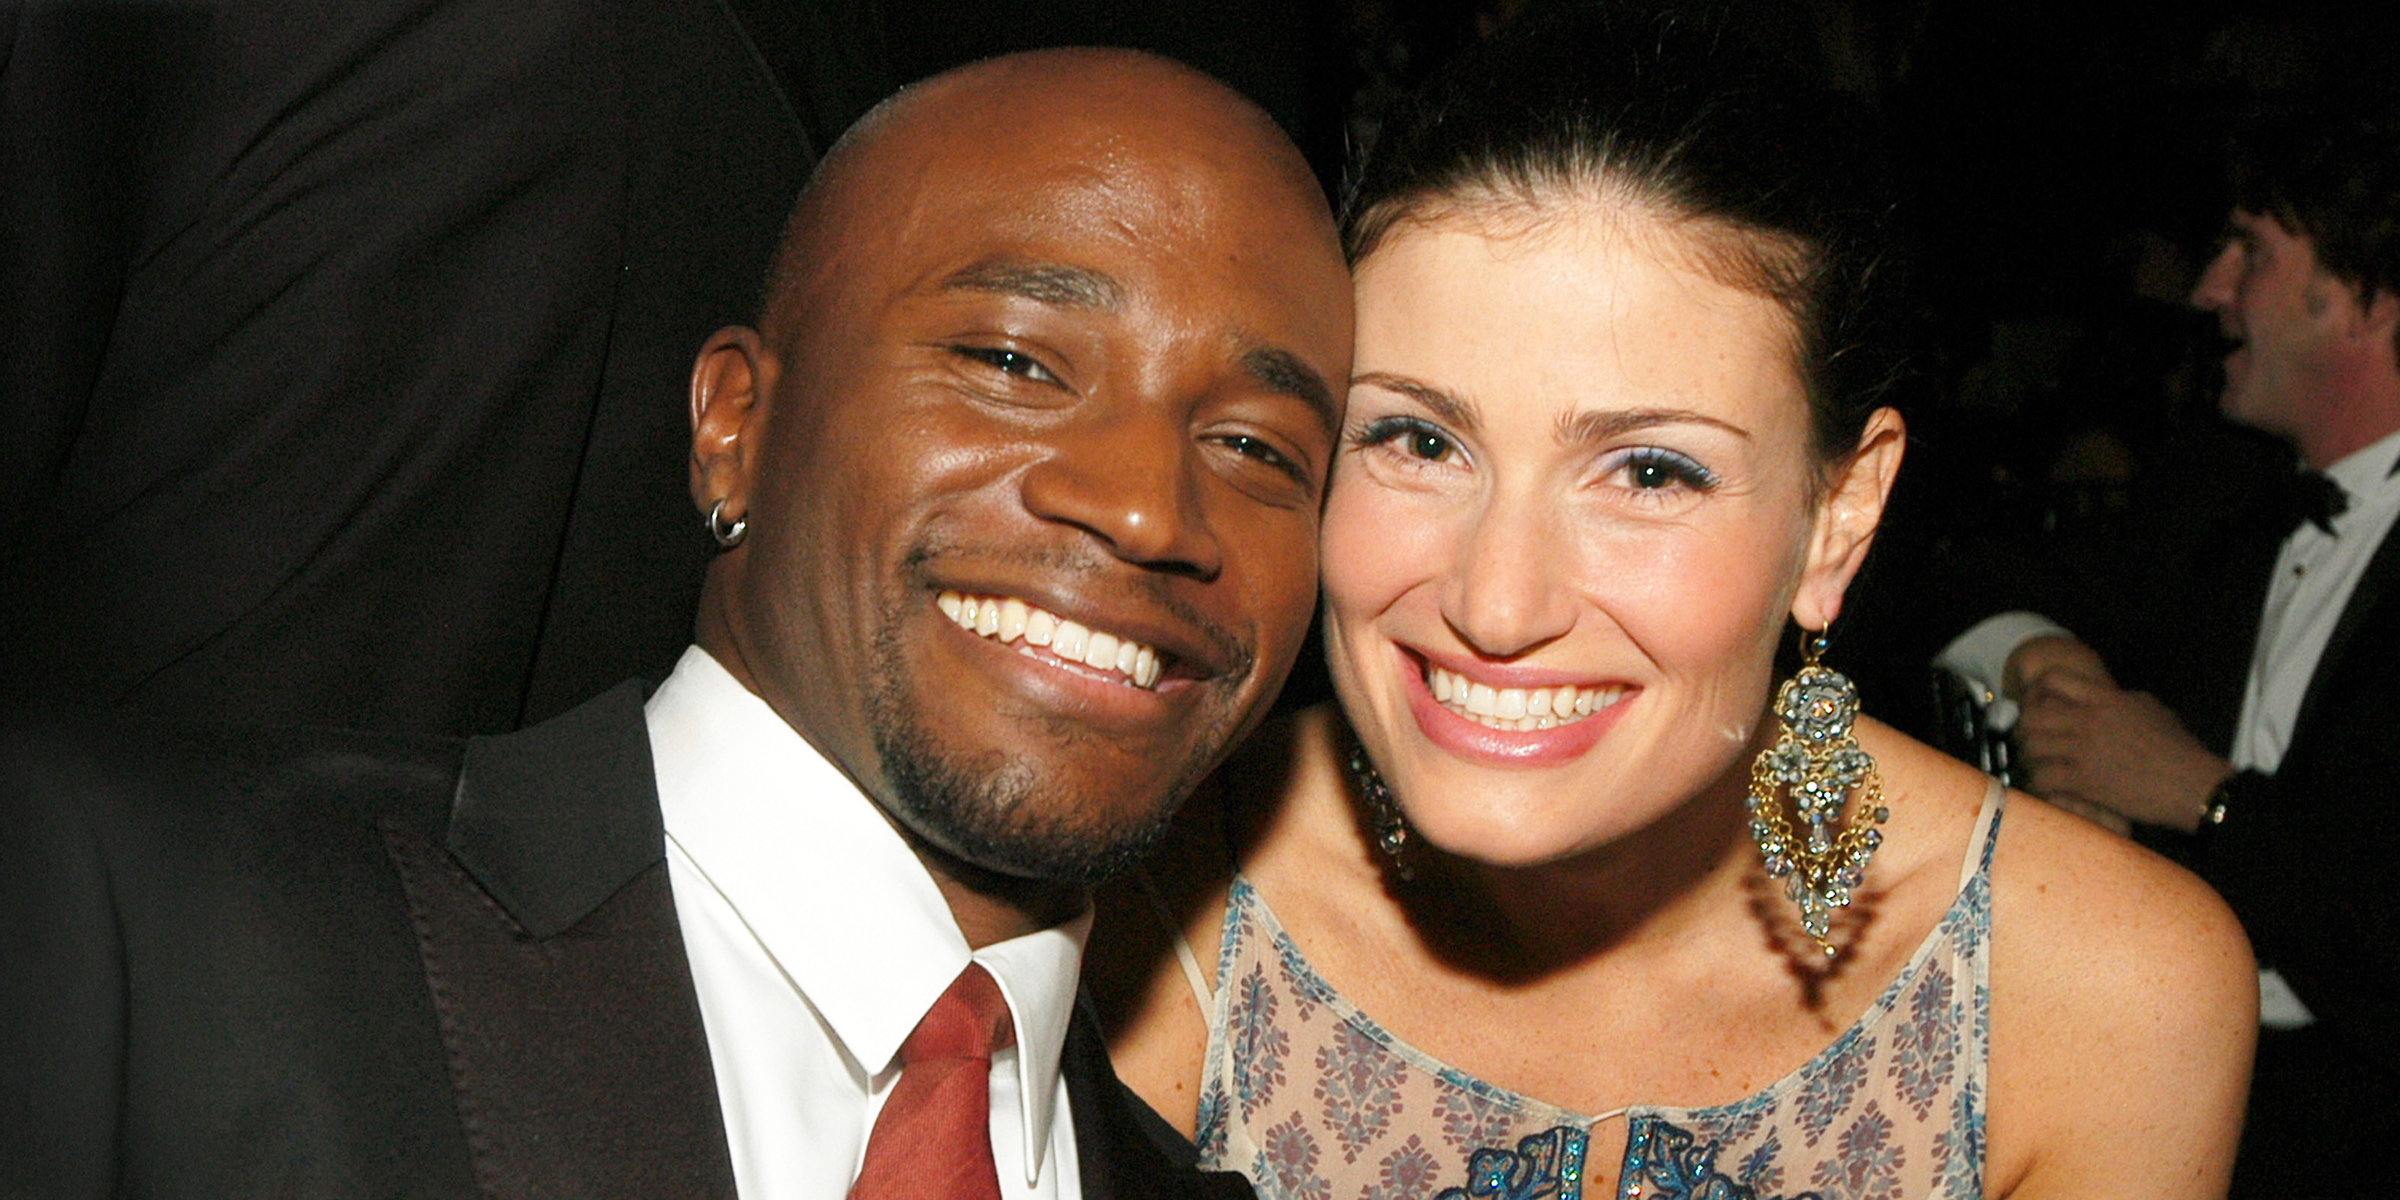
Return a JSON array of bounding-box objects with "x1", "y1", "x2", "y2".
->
[{"x1": 1438, "y1": 491, "x2": 1577, "y2": 658}]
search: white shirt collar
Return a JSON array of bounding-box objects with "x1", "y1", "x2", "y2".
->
[
  {"x1": 646, "y1": 646, "x2": 1087, "y2": 1182},
  {"x1": 2320, "y1": 424, "x2": 2400, "y2": 505}
]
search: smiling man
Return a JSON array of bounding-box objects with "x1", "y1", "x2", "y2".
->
[
  {"x1": 681, "y1": 55, "x2": 1344, "y2": 937},
  {"x1": 1, "y1": 49, "x2": 1348, "y2": 1200}
]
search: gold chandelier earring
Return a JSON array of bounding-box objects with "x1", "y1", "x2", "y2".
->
[{"x1": 1747, "y1": 628, "x2": 1887, "y2": 955}]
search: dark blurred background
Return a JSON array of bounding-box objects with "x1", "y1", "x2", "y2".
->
[
  {"x1": 7, "y1": 0, "x2": 2388, "y2": 735},
  {"x1": 895, "y1": 0, "x2": 2393, "y2": 731}
]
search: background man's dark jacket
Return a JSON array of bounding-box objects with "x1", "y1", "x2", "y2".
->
[
  {"x1": 0, "y1": 0, "x2": 883, "y2": 735},
  {"x1": 2004, "y1": 438, "x2": 2400, "y2": 1189}
]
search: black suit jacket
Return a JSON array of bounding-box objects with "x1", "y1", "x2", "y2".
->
[
  {"x1": 2188, "y1": 507, "x2": 2400, "y2": 1058},
  {"x1": 2022, "y1": 444, "x2": 2400, "y2": 1187},
  {"x1": 2186, "y1": 506, "x2": 2400, "y2": 1192},
  {"x1": 0, "y1": 683, "x2": 1252, "y2": 1199},
  {"x1": 2070, "y1": 474, "x2": 2400, "y2": 1057}
]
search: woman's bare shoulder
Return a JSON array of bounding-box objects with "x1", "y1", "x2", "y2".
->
[
  {"x1": 1864, "y1": 728, "x2": 2251, "y2": 1194},
  {"x1": 1981, "y1": 776, "x2": 2256, "y2": 1196},
  {"x1": 1990, "y1": 784, "x2": 2254, "y2": 1002},
  {"x1": 1868, "y1": 724, "x2": 2250, "y2": 992}
]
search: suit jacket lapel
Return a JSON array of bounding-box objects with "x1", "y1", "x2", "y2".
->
[
  {"x1": 385, "y1": 678, "x2": 1248, "y2": 1200},
  {"x1": 2291, "y1": 519, "x2": 2400, "y2": 749},
  {"x1": 2181, "y1": 500, "x2": 2286, "y2": 754},
  {"x1": 382, "y1": 680, "x2": 736, "y2": 1199},
  {"x1": 1062, "y1": 1000, "x2": 1256, "y2": 1200}
]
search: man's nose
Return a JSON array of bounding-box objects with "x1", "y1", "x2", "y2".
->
[
  {"x1": 2190, "y1": 241, "x2": 2240, "y2": 311},
  {"x1": 1017, "y1": 413, "x2": 1224, "y2": 579}
]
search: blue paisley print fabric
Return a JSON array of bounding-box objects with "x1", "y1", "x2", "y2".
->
[{"x1": 1191, "y1": 787, "x2": 2002, "y2": 1200}]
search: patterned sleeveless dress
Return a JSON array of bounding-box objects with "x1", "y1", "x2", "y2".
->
[{"x1": 1182, "y1": 782, "x2": 2003, "y2": 1200}]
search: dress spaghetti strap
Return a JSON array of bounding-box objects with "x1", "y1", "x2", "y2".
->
[{"x1": 1137, "y1": 869, "x2": 1218, "y2": 1012}]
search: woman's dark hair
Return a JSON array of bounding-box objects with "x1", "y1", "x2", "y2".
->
[{"x1": 1342, "y1": 3, "x2": 1909, "y2": 462}]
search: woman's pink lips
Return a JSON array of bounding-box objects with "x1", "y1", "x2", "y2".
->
[{"x1": 1398, "y1": 650, "x2": 1631, "y2": 766}]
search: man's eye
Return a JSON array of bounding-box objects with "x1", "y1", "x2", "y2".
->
[
  {"x1": 1217, "y1": 433, "x2": 1307, "y2": 481},
  {"x1": 953, "y1": 346, "x2": 1062, "y2": 385}
]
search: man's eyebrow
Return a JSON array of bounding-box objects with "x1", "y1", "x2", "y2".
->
[
  {"x1": 1353, "y1": 371, "x2": 1482, "y2": 431},
  {"x1": 939, "y1": 260, "x2": 1125, "y2": 310},
  {"x1": 1243, "y1": 347, "x2": 1340, "y2": 438},
  {"x1": 1560, "y1": 407, "x2": 1753, "y2": 444}
]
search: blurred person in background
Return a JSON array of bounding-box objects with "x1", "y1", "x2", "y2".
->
[{"x1": 1939, "y1": 93, "x2": 2400, "y2": 1194}]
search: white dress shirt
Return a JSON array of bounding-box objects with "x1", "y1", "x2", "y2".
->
[
  {"x1": 1938, "y1": 427, "x2": 2400, "y2": 762},
  {"x1": 2230, "y1": 427, "x2": 2400, "y2": 772},
  {"x1": 647, "y1": 646, "x2": 1087, "y2": 1200},
  {"x1": 1936, "y1": 428, "x2": 2400, "y2": 1029}
]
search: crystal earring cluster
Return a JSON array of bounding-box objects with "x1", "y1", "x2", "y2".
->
[
  {"x1": 1343, "y1": 731, "x2": 1415, "y2": 882},
  {"x1": 1747, "y1": 630, "x2": 1887, "y2": 954}
]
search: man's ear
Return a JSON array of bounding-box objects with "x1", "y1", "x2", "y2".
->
[
  {"x1": 1791, "y1": 406, "x2": 1906, "y2": 631},
  {"x1": 2354, "y1": 286, "x2": 2400, "y2": 353},
  {"x1": 688, "y1": 326, "x2": 773, "y2": 523}
]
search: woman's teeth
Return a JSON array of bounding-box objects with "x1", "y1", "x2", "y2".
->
[
  {"x1": 1426, "y1": 664, "x2": 1625, "y2": 731},
  {"x1": 937, "y1": 590, "x2": 1162, "y2": 688}
]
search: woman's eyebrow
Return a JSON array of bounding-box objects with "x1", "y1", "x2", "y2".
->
[
  {"x1": 1559, "y1": 408, "x2": 1752, "y2": 445},
  {"x1": 1353, "y1": 371, "x2": 1481, "y2": 431},
  {"x1": 1353, "y1": 372, "x2": 1751, "y2": 446}
]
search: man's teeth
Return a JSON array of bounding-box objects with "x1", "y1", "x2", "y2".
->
[
  {"x1": 1426, "y1": 664, "x2": 1626, "y2": 731},
  {"x1": 937, "y1": 591, "x2": 1162, "y2": 688}
]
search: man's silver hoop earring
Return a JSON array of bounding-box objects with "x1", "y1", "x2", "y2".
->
[{"x1": 706, "y1": 499, "x2": 747, "y2": 548}]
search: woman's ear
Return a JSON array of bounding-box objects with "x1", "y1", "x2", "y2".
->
[
  {"x1": 688, "y1": 326, "x2": 774, "y2": 525},
  {"x1": 1791, "y1": 406, "x2": 1906, "y2": 631}
]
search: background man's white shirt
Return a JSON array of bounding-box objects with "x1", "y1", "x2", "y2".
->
[{"x1": 2231, "y1": 427, "x2": 2400, "y2": 772}]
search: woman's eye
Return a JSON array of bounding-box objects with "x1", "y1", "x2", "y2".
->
[
  {"x1": 1614, "y1": 448, "x2": 1717, "y2": 492},
  {"x1": 953, "y1": 345, "x2": 1061, "y2": 385},
  {"x1": 1353, "y1": 415, "x2": 1463, "y2": 466}
]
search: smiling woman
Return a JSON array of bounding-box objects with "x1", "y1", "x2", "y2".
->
[{"x1": 1093, "y1": 8, "x2": 2257, "y2": 1200}]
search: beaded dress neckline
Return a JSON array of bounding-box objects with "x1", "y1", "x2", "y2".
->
[{"x1": 1182, "y1": 780, "x2": 2002, "y2": 1200}]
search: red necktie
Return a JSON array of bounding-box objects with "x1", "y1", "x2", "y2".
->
[{"x1": 849, "y1": 963, "x2": 1017, "y2": 1200}]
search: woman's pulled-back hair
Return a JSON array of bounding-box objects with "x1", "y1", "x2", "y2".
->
[{"x1": 1342, "y1": 2, "x2": 1909, "y2": 461}]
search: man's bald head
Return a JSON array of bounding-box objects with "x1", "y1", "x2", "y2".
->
[
  {"x1": 681, "y1": 47, "x2": 1349, "y2": 936},
  {"x1": 758, "y1": 48, "x2": 1330, "y2": 349}
]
